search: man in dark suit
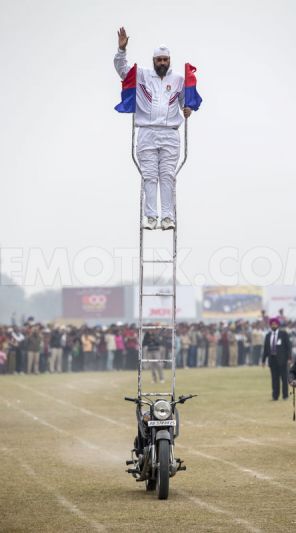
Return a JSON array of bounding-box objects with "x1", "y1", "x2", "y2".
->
[{"x1": 262, "y1": 317, "x2": 291, "y2": 400}]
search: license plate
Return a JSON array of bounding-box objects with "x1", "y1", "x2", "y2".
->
[{"x1": 148, "y1": 420, "x2": 176, "y2": 427}]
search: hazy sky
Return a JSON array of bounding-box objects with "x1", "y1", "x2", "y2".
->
[{"x1": 1, "y1": 0, "x2": 296, "y2": 296}]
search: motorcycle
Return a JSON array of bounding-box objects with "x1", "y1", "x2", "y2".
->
[{"x1": 125, "y1": 393, "x2": 197, "y2": 500}]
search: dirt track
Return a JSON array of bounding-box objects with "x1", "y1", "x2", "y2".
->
[{"x1": 1, "y1": 367, "x2": 295, "y2": 532}]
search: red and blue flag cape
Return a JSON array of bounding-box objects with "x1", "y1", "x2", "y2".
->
[
  {"x1": 185, "y1": 63, "x2": 202, "y2": 111},
  {"x1": 115, "y1": 63, "x2": 137, "y2": 113}
]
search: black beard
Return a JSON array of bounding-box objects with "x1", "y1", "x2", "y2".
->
[{"x1": 154, "y1": 64, "x2": 169, "y2": 77}]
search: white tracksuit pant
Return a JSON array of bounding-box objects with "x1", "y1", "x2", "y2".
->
[{"x1": 136, "y1": 127, "x2": 180, "y2": 221}]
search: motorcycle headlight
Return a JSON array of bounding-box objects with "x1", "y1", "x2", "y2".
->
[{"x1": 153, "y1": 400, "x2": 172, "y2": 420}]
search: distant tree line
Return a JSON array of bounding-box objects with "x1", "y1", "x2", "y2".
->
[{"x1": 0, "y1": 274, "x2": 61, "y2": 324}]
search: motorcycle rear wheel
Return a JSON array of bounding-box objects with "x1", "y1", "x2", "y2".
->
[{"x1": 156, "y1": 439, "x2": 170, "y2": 500}]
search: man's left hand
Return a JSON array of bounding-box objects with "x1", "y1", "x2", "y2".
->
[{"x1": 183, "y1": 107, "x2": 192, "y2": 118}]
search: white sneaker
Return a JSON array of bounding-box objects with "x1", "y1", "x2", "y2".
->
[
  {"x1": 161, "y1": 217, "x2": 175, "y2": 230},
  {"x1": 144, "y1": 217, "x2": 157, "y2": 230}
]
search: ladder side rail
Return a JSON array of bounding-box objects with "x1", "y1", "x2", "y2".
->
[
  {"x1": 132, "y1": 114, "x2": 144, "y2": 399},
  {"x1": 171, "y1": 177, "x2": 177, "y2": 401},
  {"x1": 172, "y1": 118, "x2": 188, "y2": 400},
  {"x1": 138, "y1": 179, "x2": 144, "y2": 400}
]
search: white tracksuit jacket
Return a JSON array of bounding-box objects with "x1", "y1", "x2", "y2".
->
[
  {"x1": 114, "y1": 49, "x2": 185, "y2": 221},
  {"x1": 114, "y1": 48, "x2": 185, "y2": 128}
]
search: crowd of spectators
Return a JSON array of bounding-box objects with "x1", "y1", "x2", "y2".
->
[{"x1": 1, "y1": 311, "x2": 295, "y2": 375}]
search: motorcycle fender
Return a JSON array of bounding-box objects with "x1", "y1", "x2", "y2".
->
[{"x1": 155, "y1": 430, "x2": 171, "y2": 441}]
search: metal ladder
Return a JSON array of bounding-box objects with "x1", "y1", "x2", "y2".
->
[{"x1": 131, "y1": 116, "x2": 188, "y2": 402}]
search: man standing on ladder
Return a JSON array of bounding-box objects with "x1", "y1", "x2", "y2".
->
[{"x1": 114, "y1": 27, "x2": 195, "y2": 231}]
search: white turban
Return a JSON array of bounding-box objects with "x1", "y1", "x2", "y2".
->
[{"x1": 153, "y1": 45, "x2": 170, "y2": 58}]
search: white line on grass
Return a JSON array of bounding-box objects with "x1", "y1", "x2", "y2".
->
[
  {"x1": 65, "y1": 383, "x2": 92, "y2": 394},
  {"x1": 228, "y1": 412, "x2": 286, "y2": 427},
  {"x1": 176, "y1": 490, "x2": 263, "y2": 533},
  {"x1": 230, "y1": 413, "x2": 261, "y2": 424},
  {"x1": 177, "y1": 443, "x2": 296, "y2": 494},
  {"x1": 238, "y1": 436, "x2": 265, "y2": 446},
  {"x1": 83, "y1": 377, "x2": 120, "y2": 389},
  {"x1": 1, "y1": 447, "x2": 106, "y2": 532},
  {"x1": 184, "y1": 420, "x2": 207, "y2": 428},
  {"x1": 10, "y1": 381, "x2": 133, "y2": 430},
  {"x1": 237, "y1": 435, "x2": 295, "y2": 452},
  {"x1": 0, "y1": 396, "x2": 121, "y2": 461}
]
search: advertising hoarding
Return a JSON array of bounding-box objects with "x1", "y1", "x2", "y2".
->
[
  {"x1": 267, "y1": 286, "x2": 296, "y2": 319},
  {"x1": 133, "y1": 286, "x2": 196, "y2": 320},
  {"x1": 202, "y1": 285, "x2": 263, "y2": 319},
  {"x1": 62, "y1": 287, "x2": 124, "y2": 319}
]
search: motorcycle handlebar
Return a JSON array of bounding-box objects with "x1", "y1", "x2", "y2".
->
[
  {"x1": 124, "y1": 396, "x2": 140, "y2": 403},
  {"x1": 124, "y1": 394, "x2": 197, "y2": 405},
  {"x1": 175, "y1": 394, "x2": 198, "y2": 404}
]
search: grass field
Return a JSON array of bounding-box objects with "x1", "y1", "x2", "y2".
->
[{"x1": 1, "y1": 367, "x2": 295, "y2": 533}]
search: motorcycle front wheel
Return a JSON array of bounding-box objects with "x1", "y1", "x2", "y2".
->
[{"x1": 156, "y1": 439, "x2": 170, "y2": 500}]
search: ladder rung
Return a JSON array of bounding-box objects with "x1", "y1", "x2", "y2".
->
[
  {"x1": 142, "y1": 359, "x2": 172, "y2": 363},
  {"x1": 142, "y1": 392, "x2": 172, "y2": 397},
  {"x1": 143, "y1": 260, "x2": 173, "y2": 264},
  {"x1": 142, "y1": 293, "x2": 174, "y2": 297}
]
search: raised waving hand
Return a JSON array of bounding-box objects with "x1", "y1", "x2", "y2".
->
[{"x1": 118, "y1": 27, "x2": 129, "y2": 51}]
